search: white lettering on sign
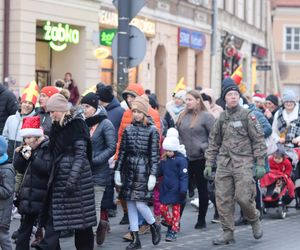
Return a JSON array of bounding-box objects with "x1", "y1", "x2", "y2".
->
[{"x1": 99, "y1": 9, "x2": 156, "y2": 37}]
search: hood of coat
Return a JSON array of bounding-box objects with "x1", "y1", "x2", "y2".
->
[
  {"x1": 122, "y1": 83, "x2": 145, "y2": 108},
  {"x1": 105, "y1": 97, "x2": 121, "y2": 111},
  {"x1": 60, "y1": 107, "x2": 85, "y2": 127},
  {"x1": 200, "y1": 88, "x2": 217, "y2": 105}
]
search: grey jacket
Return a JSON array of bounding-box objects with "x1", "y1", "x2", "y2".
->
[
  {"x1": 0, "y1": 162, "x2": 15, "y2": 229},
  {"x1": 177, "y1": 111, "x2": 215, "y2": 161}
]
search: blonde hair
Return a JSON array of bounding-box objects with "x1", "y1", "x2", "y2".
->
[
  {"x1": 177, "y1": 90, "x2": 207, "y2": 128},
  {"x1": 58, "y1": 110, "x2": 71, "y2": 127},
  {"x1": 131, "y1": 112, "x2": 148, "y2": 126}
]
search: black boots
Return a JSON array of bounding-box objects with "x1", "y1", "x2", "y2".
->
[
  {"x1": 150, "y1": 223, "x2": 161, "y2": 245},
  {"x1": 126, "y1": 232, "x2": 141, "y2": 250}
]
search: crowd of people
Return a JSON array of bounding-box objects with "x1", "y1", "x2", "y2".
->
[{"x1": 0, "y1": 75, "x2": 299, "y2": 250}]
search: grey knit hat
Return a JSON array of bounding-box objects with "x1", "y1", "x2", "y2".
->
[
  {"x1": 46, "y1": 93, "x2": 69, "y2": 112},
  {"x1": 282, "y1": 90, "x2": 297, "y2": 103}
]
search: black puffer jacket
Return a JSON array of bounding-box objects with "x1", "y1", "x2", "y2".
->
[
  {"x1": 115, "y1": 118, "x2": 160, "y2": 202},
  {"x1": 48, "y1": 109, "x2": 96, "y2": 231},
  {"x1": 86, "y1": 108, "x2": 116, "y2": 186},
  {"x1": 0, "y1": 84, "x2": 18, "y2": 134},
  {"x1": 13, "y1": 139, "x2": 52, "y2": 215}
]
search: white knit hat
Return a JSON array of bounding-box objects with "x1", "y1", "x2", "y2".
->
[
  {"x1": 282, "y1": 90, "x2": 297, "y2": 103},
  {"x1": 174, "y1": 90, "x2": 186, "y2": 102},
  {"x1": 166, "y1": 128, "x2": 179, "y2": 138},
  {"x1": 163, "y1": 136, "x2": 180, "y2": 151}
]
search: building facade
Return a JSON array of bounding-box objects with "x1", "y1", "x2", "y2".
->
[
  {"x1": 211, "y1": 0, "x2": 272, "y2": 96},
  {"x1": 1, "y1": 0, "x2": 101, "y2": 95},
  {"x1": 272, "y1": 0, "x2": 300, "y2": 99}
]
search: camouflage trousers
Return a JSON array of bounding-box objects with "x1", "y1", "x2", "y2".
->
[{"x1": 215, "y1": 161, "x2": 260, "y2": 232}]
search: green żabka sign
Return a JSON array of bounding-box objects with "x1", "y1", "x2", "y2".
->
[
  {"x1": 100, "y1": 29, "x2": 117, "y2": 47},
  {"x1": 44, "y1": 21, "x2": 80, "y2": 51}
]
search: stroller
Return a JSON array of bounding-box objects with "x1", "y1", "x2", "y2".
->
[{"x1": 260, "y1": 170, "x2": 294, "y2": 219}]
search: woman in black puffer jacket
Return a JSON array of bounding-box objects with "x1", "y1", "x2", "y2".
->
[
  {"x1": 36, "y1": 93, "x2": 96, "y2": 250},
  {"x1": 114, "y1": 96, "x2": 161, "y2": 250}
]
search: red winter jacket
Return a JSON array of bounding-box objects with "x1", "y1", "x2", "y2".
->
[{"x1": 268, "y1": 156, "x2": 292, "y2": 176}]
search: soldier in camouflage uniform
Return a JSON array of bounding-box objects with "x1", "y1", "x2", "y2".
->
[{"x1": 204, "y1": 79, "x2": 267, "y2": 245}]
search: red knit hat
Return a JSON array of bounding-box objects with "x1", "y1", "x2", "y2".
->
[
  {"x1": 41, "y1": 86, "x2": 59, "y2": 97},
  {"x1": 20, "y1": 116, "x2": 44, "y2": 138}
]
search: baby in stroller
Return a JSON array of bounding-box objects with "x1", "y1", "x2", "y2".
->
[{"x1": 260, "y1": 146, "x2": 295, "y2": 218}]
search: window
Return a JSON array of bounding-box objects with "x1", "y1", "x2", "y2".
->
[{"x1": 285, "y1": 27, "x2": 300, "y2": 51}]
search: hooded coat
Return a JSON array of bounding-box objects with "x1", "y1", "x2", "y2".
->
[
  {"x1": 200, "y1": 88, "x2": 223, "y2": 119},
  {"x1": 47, "y1": 108, "x2": 96, "y2": 231}
]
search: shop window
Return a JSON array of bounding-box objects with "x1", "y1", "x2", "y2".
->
[{"x1": 285, "y1": 27, "x2": 300, "y2": 51}]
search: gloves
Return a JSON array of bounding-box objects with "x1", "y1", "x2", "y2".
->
[
  {"x1": 114, "y1": 170, "x2": 122, "y2": 186},
  {"x1": 255, "y1": 166, "x2": 266, "y2": 179},
  {"x1": 147, "y1": 175, "x2": 156, "y2": 191},
  {"x1": 65, "y1": 182, "x2": 76, "y2": 195},
  {"x1": 203, "y1": 166, "x2": 212, "y2": 180}
]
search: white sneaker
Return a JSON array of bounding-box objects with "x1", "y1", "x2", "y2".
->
[{"x1": 190, "y1": 198, "x2": 199, "y2": 209}]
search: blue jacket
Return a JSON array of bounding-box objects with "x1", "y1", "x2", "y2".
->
[
  {"x1": 104, "y1": 97, "x2": 124, "y2": 139},
  {"x1": 159, "y1": 152, "x2": 188, "y2": 205},
  {"x1": 248, "y1": 104, "x2": 272, "y2": 138}
]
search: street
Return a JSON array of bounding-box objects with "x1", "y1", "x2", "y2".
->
[{"x1": 10, "y1": 199, "x2": 300, "y2": 250}]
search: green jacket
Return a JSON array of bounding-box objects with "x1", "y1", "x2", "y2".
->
[{"x1": 205, "y1": 105, "x2": 267, "y2": 168}]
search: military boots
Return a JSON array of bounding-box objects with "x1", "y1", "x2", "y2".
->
[
  {"x1": 213, "y1": 230, "x2": 235, "y2": 245},
  {"x1": 251, "y1": 219, "x2": 263, "y2": 239}
]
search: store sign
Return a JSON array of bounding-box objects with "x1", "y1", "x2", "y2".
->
[
  {"x1": 100, "y1": 29, "x2": 117, "y2": 46},
  {"x1": 44, "y1": 21, "x2": 80, "y2": 51},
  {"x1": 99, "y1": 9, "x2": 156, "y2": 37},
  {"x1": 178, "y1": 28, "x2": 206, "y2": 51}
]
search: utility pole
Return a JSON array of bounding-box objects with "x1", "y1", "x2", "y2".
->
[{"x1": 117, "y1": 0, "x2": 130, "y2": 99}]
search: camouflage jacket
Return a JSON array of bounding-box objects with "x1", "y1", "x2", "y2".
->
[{"x1": 205, "y1": 105, "x2": 267, "y2": 168}]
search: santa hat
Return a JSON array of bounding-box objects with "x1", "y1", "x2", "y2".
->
[
  {"x1": 252, "y1": 93, "x2": 266, "y2": 103},
  {"x1": 21, "y1": 80, "x2": 39, "y2": 106},
  {"x1": 41, "y1": 86, "x2": 59, "y2": 97},
  {"x1": 20, "y1": 116, "x2": 44, "y2": 138}
]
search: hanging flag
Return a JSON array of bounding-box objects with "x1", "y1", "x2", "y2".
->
[
  {"x1": 231, "y1": 65, "x2": 242, "y2": 85},
  {"x1": 174, "y1": 77, "x2": 186, "y2": 93}
]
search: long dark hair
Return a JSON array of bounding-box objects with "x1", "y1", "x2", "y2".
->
[{"x1": 177, "y1": 90, "x2": 207, "y2": 128}]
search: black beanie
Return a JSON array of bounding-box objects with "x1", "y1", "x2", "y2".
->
[
  {"x1": 81, "y1": 92, "x2": 99, "y2": 110},
  {"x1": 97, "y1": 85, "x2": 114, "y2": 103},
  {"x1": 266, "y1": 94, "x2": 279, "y2": 107},
  {"x1": 221, "y1": 78, "x2": 240, "y2": 99}
]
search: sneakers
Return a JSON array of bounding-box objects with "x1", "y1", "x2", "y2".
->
[
  {"x1": 190, "y1": 198, "x2": 199, "y2": 209},
  {"x1": 138, "y1": 224, "x2": 150, "y2": 235},
  {"x1": 211, "y1": 213, "x2": 220, "y2": 224},
  {"x1": 213, "y1": 230, "x2": 235, "y2": 245},
  {"x1": 251, "y1": 219, "x2": 263, "y2": 240},
  {"x1": 119, "y1": 213, "x2": 129, "y2": 225},
  {"x1": 165, "y1": 229, "x2": 177, "y2": 242}
]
